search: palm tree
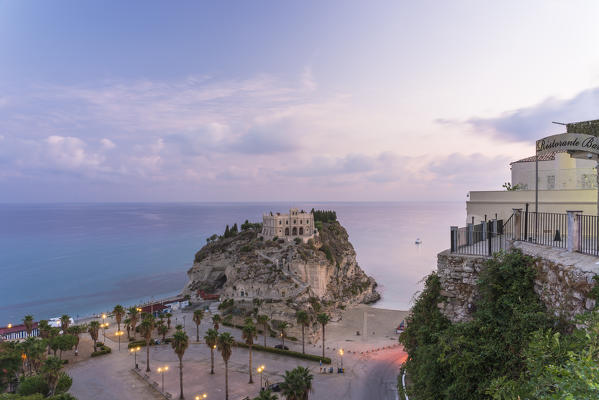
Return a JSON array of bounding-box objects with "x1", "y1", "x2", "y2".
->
[
  {"x1": 128, "y1": 307, "x2": 140, "y2": 339},
  {"x1": 193, "y1": 310, "x2": 204, "y2": 342},
  {"x1": 217, "y1": 332, "x2": 234, "y2": 400},
  {"x1": 165, "y1": 312, "x2": 173, "y2": 329},
  {"x1": 38, "y1": 320, "x2": 51, "y2": 339},
  {"x1": 171, "y1": 329, "x2": 189, "y2": 400},
  {"x1": 212, "y1": 314, "x2": 222, "y2": 332},
  {"x1": 242, "y1": 322, "x2": 257, "y2": 383},
  {"x1": 139, "y1": 316, "x2": 155, "y2": 372},
  {"x1": 252, "y1": 390, "x2": 278, "y2": 400},
  {"x1": 68, "y1": 325, "x2": 84, "y2": 355},
  {"x1": 23, "y1": 315, "x2": 34, "y2": 337},
  {"x1": 296, "y1": 311, "x2": 310, "y2": 354},
  {"x1": 42, "y1": 356, "x2": 64, "y2": 396},
  {"x1": 316, "y1": 313, "x2": 330, "y2": 359},
  {"x1": 158, "y1": 323, "x2": 168, "y2": 341},
  {"x1": 280, "y1": 366, "x2": 313, "y2": 400},
  {"x1": 257, "y1": 315, "x2": 269, "y2": 347},
  {"x1": 279, "y1": 322, "x2": 288, "y2": 348},
  {"x1": 88, "y1": 321, "x2": 100, "y2": 349},
  {"x1": 204, "y1": 328, "x2": 218, "y2": 375},
  {"x1": 113, "y1": 305, "x2": 126, "y2": 333},
  {"x1": 60, "y1": 315, "x2": 70, "y2": 333},
  {"x1": 124, "y1": 317, "x2": 132, "y2": 340}
]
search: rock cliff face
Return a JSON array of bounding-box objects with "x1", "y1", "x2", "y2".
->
[
  {"x1": 437, "y1": 242, "x2": 598, "y2": 323},
  {"x1": 183, "y1": 220, "x2": 380, "y2": 315}
]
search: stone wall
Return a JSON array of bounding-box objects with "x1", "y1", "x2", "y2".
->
[{"x1": 437, "y1": 242, "x2": 598, "y2": 323}]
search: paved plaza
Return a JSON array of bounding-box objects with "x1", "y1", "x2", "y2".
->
[{"x1": 67, "y1": 305, "x2": 408, "y2": 400}]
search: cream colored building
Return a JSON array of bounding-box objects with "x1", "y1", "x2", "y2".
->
[
  {"x1": 467, "y1": 152, "x2": 597, "y2": 223},
  {"x1": 262, "y1": 208, "x2": 316, "y2": 242},
  {"x1": 511, "y1": 152, "x2": 596, "y2": 191}
]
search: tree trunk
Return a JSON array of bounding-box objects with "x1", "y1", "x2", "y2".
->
[
  {"x1": 179, "y1": 356, "x2": 184, "y2": 400},
  {"x1": 264, "y1": 325, "x2": 267, "y2": 347},
  {"x1": 196, "y1": 325, "x2": 199, "y2": 342},
  {"x1": 146, "y1": 339, "x2": 151, "y2": 372},
  {"x1": 225, "y1": 360, "x2": 229, "y2": 400},
  {"x1": 210, "y1": 348, "x2": 214, "y2": 374},
  {"x1": 302, "y1": 325, "x2": 305, "y2": 354},
  {"x1": 322, "y1": 325, "x2": 325, "y2": 359},
  {"x1": 248, "y1": 345, "x2": 253, "y2": 383}
]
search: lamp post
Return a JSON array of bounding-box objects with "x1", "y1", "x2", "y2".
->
[
  {"x1": 157, "y1": 366, "x2": 169, "y2": 393},
  {"x1": 115, "y1": 330, "x2": 124, "y2": 351},
  {"x1": 195, "y1": 394, "x2": 207, "y2": 400},
  {"x1": 339, "y1": 348, "x2": 344, "y2": 371},
  {"x1": 130, "y1": 346, "x2": 141, "y2": 369},
  {"x1": 101, "y1": 323, "x2": 109, "y2": 342},
  {"x1": 257, "y1": 365, "x2": 265, "y2": 389}
]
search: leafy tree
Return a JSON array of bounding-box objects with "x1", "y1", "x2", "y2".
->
[
  {"x1": 193, "y1": 310, "x2": 204, "y2": 342},
  {"x1": 224, "y1": 225, "x2": 230, "y2": 238},
  {"x1": 204, "y1": 329, "x2": 218, "y2": 375},
  {"x1": 138, "y1": 316, "x2": 155, "y2": 372},
  {"x1": 88, "y1": 321, "x2": 100, "y2": 349},
  {"x1": 123, "y1": 318, "x2": 131, "y2": 340},
  {"x1": 217, "y1": 333, "x2": 234, "y2": 400},
  {"x1": 66, "y1": 326, "x2": 84, "y2": 356},
  {"x1": 41, "y1": 357, "x2": 63, "y2": 396},
  {"x1": 158, "y1": 323, "x2": 168, "y2": 341},
  {"x1": 400, "y1": 250, "x2": 556, "y2": 399},
  {"x1": 242, "y1": 322, "x2": 257, "y2": 383},
  {"x1": 59, "y1": 316, "x2": 70, "y2": 333},
  {"x1": 171, "y1": 329, "x2": 189, "y2": 400},
  {"x1": 256, "y1": 315, "x2": 269, "y2": 347},
  {"x1": 38, "y1": 321, "x2": 51, "y2": 340},
  {"x1": 212, "y1": 315, "x2": 221, "y2": 332},
  {"x1": 112, "y1": 305, "x2": 125, "y2": 333},
  {"x1": 165, "y1": 313, "x2": 173, "y2": 330},
  {"x1": 296, "y1": 311, "x2": 310, "y2": 354},
  {"x1": 280, "y1": 366, "x2": 313, "y2": 400},
  {"x1": 316, "y1": 314, "x2": 330, "y2": 359},
  {"x1": 127, "y1": 307, "x2": 139, "y2": 339},
  {"x1": 252, "y1": 389, "x2": 278, "y2": 400},
  {"x1": 278, "y1": 322, "x2": 288, "y2": 348},
  {"x1": 23, "y1": 316, "x2": 34, "y2": 338}
]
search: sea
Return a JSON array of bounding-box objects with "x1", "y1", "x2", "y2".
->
[{"x1": 0, "y1": 202, "x2": 465, "y2": 324}]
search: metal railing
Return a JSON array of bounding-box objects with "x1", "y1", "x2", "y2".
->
[
  {"x1": 451, "y1": 207, "x2": 599, "y2": 258},
  {"x1": 579, "y1": 214, "x2": 599, "y2": 256},
  {"x1": 450, "y1": 219, "x2": 507, "y2": 257}
]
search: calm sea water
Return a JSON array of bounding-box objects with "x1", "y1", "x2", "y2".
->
[{"x1": 0, "y1": 202, "x2": 464, "y2": 324}]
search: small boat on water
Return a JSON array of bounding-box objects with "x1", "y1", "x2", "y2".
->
[{"x1": 415, "y1": 238, "x2": 422, "y2": 245}]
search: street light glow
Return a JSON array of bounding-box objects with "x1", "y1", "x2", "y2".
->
[{"x1": 102, "y1": 314, "x2": 106, "y2": 319}]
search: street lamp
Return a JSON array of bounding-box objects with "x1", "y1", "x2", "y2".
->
[
  {"x1": 157, "y1": 366, "x2": 169, "y2": 393},
  {"x1": 339, "y1": 348, "x2": 344, "y2": 371},
  {"x1": 101, "y1": 323, "x2": 109, "y2": 342},
  {"x1": 257, "y1": 365, "x2": 265, "y2": 389},
  {"x1": 115, "y1": 330, "x2": 124, "y2": 351},
  {"x1": 195, "y1": 394, "x2": 207, "y2": 400},
  {"x1": 7, "y1": 323, "x2": 12, "y2": 329},
  {"x1": 130, "y1": 346, "x2": 141, "y2": 369}
]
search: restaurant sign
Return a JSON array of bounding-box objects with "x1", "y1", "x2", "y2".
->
[{"x1": 536, "y1": 133, "x2": 599, "y2": 156}]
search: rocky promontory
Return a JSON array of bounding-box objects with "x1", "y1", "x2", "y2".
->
[{"x1": 182, "y1": 216, "x2": 379, "y2": 339}]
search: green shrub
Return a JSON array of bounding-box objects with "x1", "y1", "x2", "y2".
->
[
  {"x1": 54, "y1": 373, "x2": 72, "y2": 395},
  {"x1": 234, "y1": 341, "x2": 330, "y2": 364},
  {"x1": 91, "y1": 344, "x2": 111, "y2": 357},
  {"x1": 240, "y1": 245, "x2": 252, "y2": 252},
  {"x1": 294, "y1": 237, "x2": 301, "y2": 244},
  {"x1": 400, "y1": 249, "x2": 556, "y2": 399},
  {"x1": 272, "y1": 236, "x2": 278, "y2": 241},
  {"x1": 17, "y1": 375, "x2": 48, "y2": 396}
]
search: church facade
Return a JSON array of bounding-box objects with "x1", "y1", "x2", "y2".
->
[{"x1": 261, "y1": 208, "x2": 316, "y2": 242}]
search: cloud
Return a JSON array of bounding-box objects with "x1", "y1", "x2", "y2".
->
[
  {"x1": 460, "y1": 87, "x2": 599, "y2": 142},
  {"x1": 100, "y1": 138, "x2": 115, "y2": 149}
]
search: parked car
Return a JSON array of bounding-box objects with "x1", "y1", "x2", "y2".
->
[
  {"x1": 267, "y1": 383, "x2": 282, "y2": 392},
  {"x1": 274, "y1": 344, "x2": 289, "y2": 350}
]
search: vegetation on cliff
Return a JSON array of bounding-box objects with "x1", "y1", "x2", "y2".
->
[{"x1": 399, "y1": 249, "x2": 599, "y2": 399}]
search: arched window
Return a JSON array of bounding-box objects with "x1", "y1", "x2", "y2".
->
[
  {"x1": 285, "y1": 227, "x2": 290, "y2": 236},
  {"x1": 299, "y1": 227, "x2": 304, "y2": 235},
  {"x1": 292, "y1": 227, "x2": 298, "y2": 235}
]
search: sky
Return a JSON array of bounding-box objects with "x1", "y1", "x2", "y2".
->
[{"x1": 2, "y1": 1, "x2": 599, "y2": 202}]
